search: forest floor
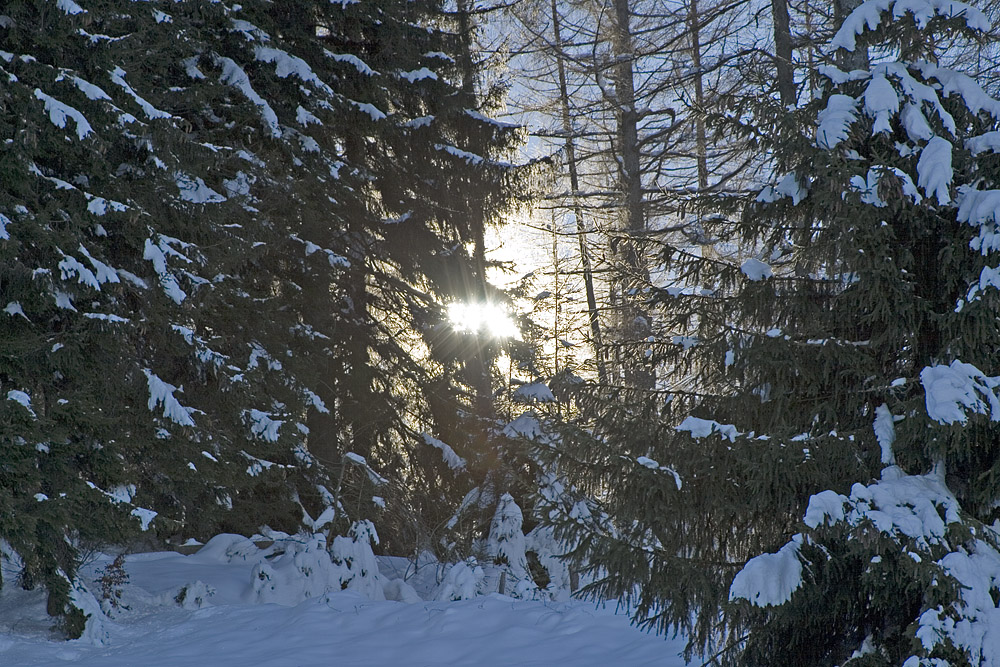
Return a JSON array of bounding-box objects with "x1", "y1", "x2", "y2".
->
[{"x1": 0, "y1": 538, "x2": 690, "y2": 666}]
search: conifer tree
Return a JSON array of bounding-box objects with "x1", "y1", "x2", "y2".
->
[
  {"x1": 536, "y1": 0, "x2": 1000, "y2": 663},
  {"x1": 1, "y1": 0, "x2": 534, "y2": 633}
]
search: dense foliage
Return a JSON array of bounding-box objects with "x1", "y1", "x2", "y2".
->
[{"x1": 0, "y1": 0, "x2": 531, "y2": 635}]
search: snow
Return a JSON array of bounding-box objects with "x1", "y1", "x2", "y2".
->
[
  {"x1": 504, "y1": 412, "x2": 545, "y2": 440},
  {"x1": 436, "y1": 143, "x2": 485, "y2": 165},
  {"x1": 873, "y1": 403, "x2": 897, "y2": 465},
  {"x1": 143, "y1": 369, "x2": 196, "y2": 427},
  {"x1": 58, "y1": 253, "x2": 100, "y2": 290},
  {"x1": 915, "y1": 61, "x2": 1000, "y2": 120},
  {"x1": 33, "y1": 89, "x2": 92, "y2": 140},
  {"x1": 422, "y1": 433, "x2": 466, "y2": 470},
  {"x1": 0, "y1": 536, "x2": 690, "y2": 666},
  {"x1": 143, "y1": 237, "x2": 187, "y2": 304},
  {"x1": 756, "y1": 172, "x2": 806, "y2": 205},
  {"x1": 0, "y1": 212, "x2": 9, "y2": 240},
  {"x1": 296, "y1": 105, "x2": 321, "y2": 126},
  {"x1": 916, "y1": 136, "x2": 953, "y2": 205},
  {"x1": 255, "y1": 47, "x2": 333, "y2": 96},
  {"x1": 729, "y1": 537, "x2": 803, "y2": 607},
  {"x1": 635, "y1": 457, "x2": 683, "y2": 490},
  {"x1": 863, "y1": 74, "x2": 899, "y2": 135},
  {"x1": 740, "y1": 258, "x2": 773, "y2": 281},
  {"x1": 804, "y1": 466, "x2": 961, "y2": 545},
  {"x1": 67, "y1": 75, "x2": 111, "y2": 101},
  {"x1": 6, "y1": 390, "x2": 35, "y2": 417},
  {"x1": 675, "y1": 415, "x2": 740, "y2": 442},
  {"x1": 87, "y1": 196, "x2": 128, "y2": 216},
  {"x1": 325, "y1": 51, "x2": 377, "y2": 76},
  {"x1": 816, "y1": 95, "x2": 858, "y2": 149},
  {"x1": 245, "y1": 409, "x2": 283, "y2": 442},
  {"x1": 967, "y1": 131, "x2": 1000, "y2": 156},
  {"x1": 214, "y1": 56, "x2": 281, "y2": 138},
  {"x1": 921, "y1": 360, "x2": 1000, "y2": 425},
  {"x1": 399, "y1": 67, "x2": 438, "y2": 82},
  {"x1": 851, "y1": 166, "x2": 922, "y2": 207},
  {"x1": 486, "y1": 494, "x2": 535, "y2": 598},
  {"x1": 958, "y1": 186, "x2": 1000, "y2": 258},
  {"x1": 55, "y1": 0, "x2": 86, "y2": 16},
  {"x1": 110, "y1": 67, "x2": 172, "y2": 120},
  {"x1": 175, "y1": 173, "x2": 225, "y2": 204},
  {"x1": 3, "y1": 302, "x2": 27, "y2": 319},
  {"x1": 350, "y1": 100, "x2": 387, "y2": 121},
  {"x1": 513, "y1": 381, "x2": 556, "y2": 402},
  {"x1": 831, "y1": 0, "x2": 989, "y2": 53}
]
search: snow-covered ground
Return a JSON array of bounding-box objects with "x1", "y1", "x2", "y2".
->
[{"x1": 0, "y1": 536, "x2": 689, "y2": 666}]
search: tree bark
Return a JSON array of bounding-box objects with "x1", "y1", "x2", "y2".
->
[
  {"x1": 550, "y1": 0, "x2": 607, "y2": 384},
  {"x1": 771, "y1": 0, "x2": 795, "y2": 105},
  {"x1": 611, "y1": 0, "x2": 653, "y2": 390}
]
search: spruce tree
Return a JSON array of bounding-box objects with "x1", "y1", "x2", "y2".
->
[
  {"x1": 536, "y1": 0, "x2": 1000, "y2": 663},
  {"x1": 2, "y1": 0, "x2": 534, "y2": 633}
]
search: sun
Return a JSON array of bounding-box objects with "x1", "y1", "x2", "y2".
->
[{"x1": 447, "y1": 301, "x2": 518, "y2": 339}]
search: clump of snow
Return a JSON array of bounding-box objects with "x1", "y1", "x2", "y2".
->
[
  {"x1": 916, "y1": 136, "x2": 953, "y2": 205},
  {"x1": 729, "y1": 536, "x2": 803, "y2": 607},
  {"x1": 421, "y1": 433, "x2": 466, "y2": 471},
  {"x1": 143, "y1": 236, "x2": 188, "y2": 304},
  {"x1": 851, "y1": 166, "x2": 922, "y2": 207},
  {"x1": 143, "y1": 369, "x2": 195, "y2": 427},
  {"x1": 175, "y1": 173, "x2": 225, "y2": 204},
  {"x1": 675, "y1": 415, "x2": 740, "y2": 442},
  {"x1": 56, "y1": 0, "x2": 86, "y2": 16},
  {"x1": 740, "y1": 258, "x2": 773, "y2": 281},
  {"x1": 214, "y1": 55, "x2": 281, "y2": 138},
  {"x1": 399, "y1": 67, "x2": 437, "y2": 82},
  {"x1": 513, "y1": 381, "x2": 556, "y2": 403},
  {"x1": 863, "y1": 74, "x2": 899, "y2": 134},
  {"x1": 806, "y1": 466, "x2": 960, "y2": 546},
  {"x1": 4, "y1": 302, "x2": 27, "y2": 319},
  {"x1": 350, "y1": 100, "x2": 386, "y2": 121},
  {"x1": 831, "y1": 0, "x2": 990, "y2": 53},
  {"x1": 873, "y1": 403, "x2": 897, "y2": 465},
  {"x1": 6, "y1": 390, "x2": 36, "y2": 418},
  {"x1": 109, "y1": 67, "x2": 172, "y2": 120},
  {"x1": 325, "y1": 51, "x2": 377, "y2": 76},
  {"x1": 817, "y1": 95, "x2": 858, "y2": 149},
  {"x1": 255, "y1": 47, "x2": 333, "y2": 96},
  {"x1": 34, "y1": 89, "x2": 92, "y2": 140},
  {"x1": 920, "y1": 360, "x2": 1000, "y2": 425},
  {"x1": 252, "y1": 534, "x2": 344, "y2": 604},
  {"x1": 245, "y1": 409, "x2": 283, "y2": 442}
]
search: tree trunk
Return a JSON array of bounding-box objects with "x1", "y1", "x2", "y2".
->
[
  {"x1": 550, "y1": 0, "x2": 607, "y2": 384},
  {"x1": 611, "y1": 0, "x2": 653, "y2": 390},
  {"x1": 771, "y1": 0, "x2": 795, "y2": 105}
]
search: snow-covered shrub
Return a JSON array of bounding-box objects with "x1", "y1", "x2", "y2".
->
[
  {"x1": 486, "y1": 494, "x2": 537, "y2": 598},
  {"x1": 251, "y1": 533, "x2": 340, "y2": 605},
  {"x1": 329, "y1": 520, "x2": 385, "y2": 600},
  {"x1": 174, "y1": 581, "x2": 216, "y2": 610},
  {"x1": 96, "y1": 553, "x2": 130, "y2": 616},
  {"x1": 436, "y1": 559, "x2": 486, "y2": 601}
]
